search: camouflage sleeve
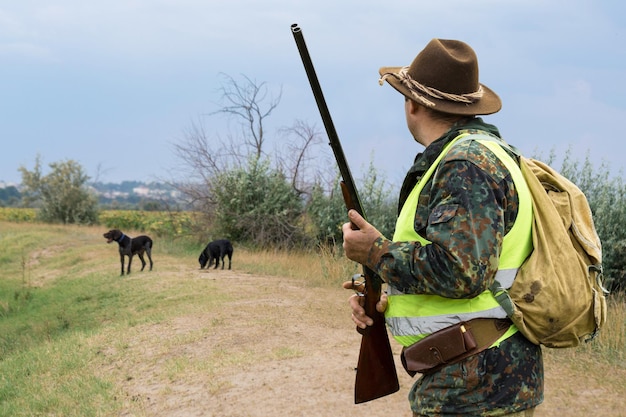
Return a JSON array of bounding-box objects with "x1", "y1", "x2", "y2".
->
[{"x1": 366, "y1": 142, "x2": 512, "y2": 299}]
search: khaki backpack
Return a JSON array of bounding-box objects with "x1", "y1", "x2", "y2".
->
[{"x1": 488, "y1": 143, "x2": 608, "y2": 348}]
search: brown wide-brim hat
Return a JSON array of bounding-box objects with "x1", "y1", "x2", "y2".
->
[{"x1": 379, "y1": 38, "x2": 501, "y2": 115}]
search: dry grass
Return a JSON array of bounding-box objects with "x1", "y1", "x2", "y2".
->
[
  {"x1": 539, "y1": 294, "x2": 626, "y2": 416},
  {"x1": 231, "y1": 243, "x2": 361, "y2": 288}
]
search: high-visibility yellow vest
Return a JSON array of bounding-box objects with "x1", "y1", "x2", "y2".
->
[{"x1": 386, "y1": 133, "x2": 533, "y2": 347}]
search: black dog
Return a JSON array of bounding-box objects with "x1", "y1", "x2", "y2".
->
[
  {"x1": 103, "y1": 229, "x2": 153, "y2": 276},
  {"x1": 199, "y1": 239, "x2": 233, "y2": 270}
]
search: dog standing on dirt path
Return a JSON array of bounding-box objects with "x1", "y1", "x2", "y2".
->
[
  {"x1": 103, "y1": 229, "x2": 153, "y2": 276},
  {"x1": 199, "y1": 239, "x2": 233, "y2": 270}
]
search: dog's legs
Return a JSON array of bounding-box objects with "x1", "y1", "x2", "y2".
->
[
  {"x1": 220, "y1": 248, "x2": 228, "y2": 270},
  {"x1": 127, "y1": 255, "x2": 133, "y2": 275},
  {"x1": 119, "y1": 254, "x2": 125, "y2": 276},
  {"x1": 227, "y1": 254, "x2": 232, "y2": 270},
  {"x1": 146, "y1": 248, "x2": 153, "y2": 271},
  {"x1": 138, "y1": 253, "x2": 147, "y2": 271}
]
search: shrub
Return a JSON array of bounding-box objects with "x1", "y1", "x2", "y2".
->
[{"x1": 211, "y1": 157, "x2": 309, "y2": 248}]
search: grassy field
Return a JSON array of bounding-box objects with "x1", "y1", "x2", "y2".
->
[{"x1": 1, "y1": 221, "x2": 625, "y2": 416}]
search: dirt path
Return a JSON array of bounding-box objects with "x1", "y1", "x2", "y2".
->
[{"x1": 96, "y1": 268, "x2": 624, "y2": 417}]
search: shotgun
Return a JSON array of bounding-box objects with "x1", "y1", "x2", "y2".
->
[{"x1": 290, "y1": 23, "x2": 399, "y2": 404}]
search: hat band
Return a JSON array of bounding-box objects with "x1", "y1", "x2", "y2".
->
[{"x1": 379, "y1": 66, "x2": 484, "y2": 108}]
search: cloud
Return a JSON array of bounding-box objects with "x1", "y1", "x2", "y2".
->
[{"x1": 0, "y1": 0, "x2": 624, "y2": 184}]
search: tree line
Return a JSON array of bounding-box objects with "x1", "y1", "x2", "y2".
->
[
  {"x1": 0, "y1": 178, "x2": 182, "y2": 211},
  {"x1": 11, "y1": 74, "x2": 626, "y2": 292}
]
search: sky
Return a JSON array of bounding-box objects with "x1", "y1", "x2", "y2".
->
[{"x1": 1, "y1": 0, "x2": 625, "y2": 187}]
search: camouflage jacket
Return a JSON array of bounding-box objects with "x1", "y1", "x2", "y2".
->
[{"x1": 366, "y1": 118, "x2": 544, "y2": 416}]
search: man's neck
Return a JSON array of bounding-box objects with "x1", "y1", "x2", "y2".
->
[
  {"x1": 419, "y1": 116, "x2": 474, "y2": 147},
  {"x1": 416, "y1": 120, "x2": 456, "y2": 147}
]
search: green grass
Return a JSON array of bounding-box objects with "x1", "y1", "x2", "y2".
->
[
  {"x1": 0, "y1": 222, "x2": 226, "y2": 416},
  {"x1": 0, "y1": 332, "x2": 117, "y2": 416}
]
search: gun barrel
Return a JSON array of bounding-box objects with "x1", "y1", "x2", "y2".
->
[
  {"x1": 290, "y1": 23, "x2": 364, "y2": 219},
  {"x1": 291, "y1": 23, "x2": 399, "y2": 404}
]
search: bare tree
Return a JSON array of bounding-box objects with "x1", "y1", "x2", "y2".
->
[
  {"x1": 210, "y1": 73, "x2": 281, "y2": 160},
  {"x1": 170, "y1": 74, "x2": 330, "y2": 245},
  {"x1": 277, "y1": 119, "x2": 332, "y2": 197},
  {"x1": 172, "y1": 74, "x2": 281, "y2": 189},
  {"x1": 172, "y1": 74, "x2": 330, "y2": 195}
]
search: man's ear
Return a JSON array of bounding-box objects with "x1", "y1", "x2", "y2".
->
[{"x1": 406, "y1": 98, "x2": 420, "y2": 116}]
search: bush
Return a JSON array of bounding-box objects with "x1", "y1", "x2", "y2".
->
[
  {"x1": 98, "y1": 210, "x2": 199, "y2": 238},
  {"x1": 306, "y1": 180, "x2": 346, "y2": 245},
  {"x1": 211, "y1": 157, "x2": 309, "y2": 249},
  {"x1": 306, "y1": 162, "x2": 397, "y2": 247},
  {"x1": 18, "y1": 157, "x2": 98, "y2": 225},
  {"x1": 0, "y1": 207, "x2": 37, "y2": 222}
]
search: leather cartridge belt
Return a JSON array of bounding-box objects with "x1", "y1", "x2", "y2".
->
[{"x1": 400, "y1": 318, "x2": 512, "y2": 376}]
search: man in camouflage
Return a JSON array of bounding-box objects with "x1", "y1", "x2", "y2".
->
[{"x1": 342, "y1": 39, "x2": 543, "y2": 416}]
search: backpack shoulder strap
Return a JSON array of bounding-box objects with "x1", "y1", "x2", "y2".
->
[{"x1": 454, "y1": 131, "x2": 522, "y2": 158}]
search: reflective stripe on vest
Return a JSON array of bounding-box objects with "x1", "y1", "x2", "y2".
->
[{"x1": 386, "y1": 133, "x2": 533, "y2": 347}]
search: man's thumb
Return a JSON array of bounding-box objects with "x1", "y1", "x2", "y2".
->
[{"x1": 348, "y1": 209, "x2": 366, "y2": 228}]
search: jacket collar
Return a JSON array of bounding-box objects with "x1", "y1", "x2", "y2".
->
[{"x1": 398, "y1": 117, "x2": 501, "y2": 211}]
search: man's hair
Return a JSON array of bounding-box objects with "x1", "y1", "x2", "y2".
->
[
  {"x1": 406, "y1": 97, "x2": 472, "y2": 125},
  {"x1": 427, "y1": 107, "x2": 470, "y2": 125}
]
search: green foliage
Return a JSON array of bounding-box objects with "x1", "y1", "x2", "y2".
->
[
  {"x1": 358, "y1": 161, "x2": 398, "y2": 238},
  {"x1": 0, "y1": 207, "x2": 37, "y2": 222},
  {"x1": 211, "y1": 157, "x2": 308, "y2": 248},
  {"x1": 306, "y1": 162, "x2": 397, "y2": 246},
  {"x1": 18, "y1": 156, "x2": 98, "y2": 225},
  {"x1": 0, "y1": 208, "x2": 198, "y2": 240},
  {"x1": 98, "y1": 209, "x2": 199, "y2": 238},
  {"x1": 306, "y1": 180, "x2": 346, "y2": 245}
]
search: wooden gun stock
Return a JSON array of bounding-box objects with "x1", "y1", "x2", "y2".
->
[
  {"x1": 292, "y1": 23, "x2": 399, "y2": 404},
  {"x1": 340, "y1": 182, "x2": 400, "y2": 403}
]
